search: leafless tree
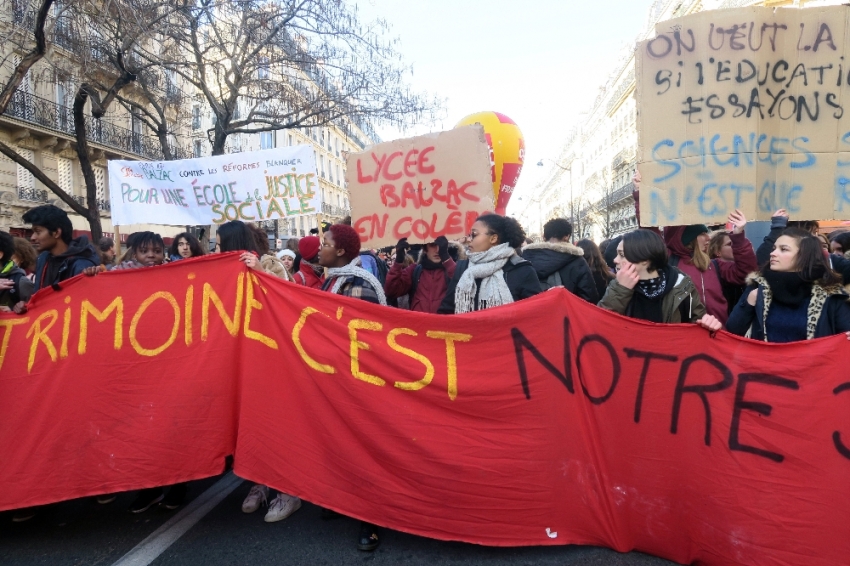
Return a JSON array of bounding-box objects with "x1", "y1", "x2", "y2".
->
[
  {"x1": 134, "y1": 0, "x2": 440, "y2": 156},
  {"x1": 0, "y1": 0, "x2": 181, "y2": 241}
]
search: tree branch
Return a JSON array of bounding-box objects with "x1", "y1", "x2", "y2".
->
[{"x1": 0, "y1": 139, "x2": 90, "y2": 218}]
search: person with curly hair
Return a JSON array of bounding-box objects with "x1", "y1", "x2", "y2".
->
[
  {"x1": 12, "y1": 237, "x2": 37, "y2": 274},
  {"x1": 438, "y1": 214, "x2": 541, "y2": 314},
  {"x1": 314, "y1": 222, "x2": 386, "y2": 551},
  {"x1": 318, "y1": 223, "x2": 386, "y2": 306},
  {"x1": 168, "y1": 232, "x2": 206, "y2": 261}
]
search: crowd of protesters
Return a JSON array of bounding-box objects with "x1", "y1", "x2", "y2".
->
[{"x1": 4, "y1": 199, "x2": 850, "y2": 549}]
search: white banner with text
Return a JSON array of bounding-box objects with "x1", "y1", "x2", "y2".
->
[{"x1": 108, "y1": 146, "x2": 320, "y2": 226}]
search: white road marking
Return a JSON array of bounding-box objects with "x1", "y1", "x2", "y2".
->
[{"x1": 110, "y1": 472, "x2": 244, "y2": 566}]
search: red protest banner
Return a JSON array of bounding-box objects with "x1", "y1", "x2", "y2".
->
[{"x1": 1, "y1": 254, "x2": 848, "y2": 566}]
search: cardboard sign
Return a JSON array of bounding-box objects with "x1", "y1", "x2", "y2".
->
[
  {"x1": 636, "y1": 6, "x2": 850, "y2": 226},
  {"x1": 108, "y1": 146, "x2": 320, "y2": 226},
  {"x1": 347, "y1": 126, "x2": 494, "y2": 248}
]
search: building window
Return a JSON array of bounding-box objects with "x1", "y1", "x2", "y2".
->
[
  {"x1": 260, "y1": 132, "x2": 273, "y2": 149},
  {"x1": 94, "y1": 166, "x2": 106, "y2": 201},
  {"x1": 194, "y1": 140, "x2": 203, "y2": 158},
  {"x1": 16, "y1": 148, "x2": 34, "y2": 190},
  {"x1": 258, "y1": 57, "x2": 270, "y2": 79},
  {"x1": 58, "y1": 158, "x2": 73, "y2": 194},
  {"x1": 192, "y1": 105, "x2": 201, "y2": 130}
]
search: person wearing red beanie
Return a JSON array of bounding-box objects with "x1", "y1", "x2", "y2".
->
[
  {"x1": 293, "y1": 236, "x2": 324, "y2": 288},
  {"x1": 315, "y1": 223, "x2": 386, "y2": 551}
]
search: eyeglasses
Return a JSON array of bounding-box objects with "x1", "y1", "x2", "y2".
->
[{"x1": 468, "y1": 230, "x2": 492, "y2": 239}]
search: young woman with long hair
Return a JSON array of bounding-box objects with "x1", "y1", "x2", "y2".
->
[
  {"x1": 663, "y1": 209, "x2": 757, "y2": 325},
  {"x1": 727, "y1": 228, "x2": 850, "y2": 342},
  {"x1": 576, "y1": 238, "x2": 613, "y2": 301}
]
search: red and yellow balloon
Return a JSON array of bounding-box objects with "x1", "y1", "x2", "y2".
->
[{"x1": 455, "y1": 111, "x2": 524, "y2": 216}]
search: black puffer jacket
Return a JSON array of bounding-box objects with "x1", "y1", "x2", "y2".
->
[
  {"x1": 438, "y1": 255, "x2": 541, "y2": 314},
  {"x1": 522, "y1": 241, "x2": 598, "y2": 303}
]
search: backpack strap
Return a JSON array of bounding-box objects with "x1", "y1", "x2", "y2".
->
[
  {"x1": 711, "y1": 258, "x2": 723, "y2": 287},
  {"x1": 295, "y1": 271, "x2": 307, "y2": 286}
]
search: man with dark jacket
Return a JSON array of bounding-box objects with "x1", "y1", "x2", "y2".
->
[
  {"x1": 24, "y1": 204, "x2": 100, "y2": 293},
  {"x1": 522, "y1": 218, "x2": 598, "y2": 303},
  {"x1": 385, "y1": 236, "x2": 456, "y2": 313}
]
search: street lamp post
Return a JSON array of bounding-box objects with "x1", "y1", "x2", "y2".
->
[{"x1": 537, "y1": 158, "x2": 574, "y2": 230}]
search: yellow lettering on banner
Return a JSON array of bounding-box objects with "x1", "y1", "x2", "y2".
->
[
  {"x1": 243, "y1": 273, "x2": 278, "y2": 350},
  {"x1": 0, "y1": 317, "x2": 29, "y2": 372},
  {"x1": 129, "y1": 292, "x2": 180, "y2": 357},
  {"x1": 348, "y1": 319, "x2": 386, "y2": 387},
  {"x1": 78, "y1": 297, "x2": 124, "y2": 355},
  {"x1": 59, "y1": 296, "x2": 72, "y2": 359},
  {"x1": 426, "y1": 331, "x2": 473, "y2": 401},
  {"x1": 26, "y1": 310, "x2": 59, "y2": 372},
  {"x1": 389, "y1": 328, "x2": 435, "y2": 391},
  {"x1": 201, "y1": 273, "x2": 244, "y2": 340},
  {"x1": 185, "y1": 273, "x2": 196, "y2": 346},
  {"x1": 292, "y1": 307, "x2": 335, "y2": 373}
]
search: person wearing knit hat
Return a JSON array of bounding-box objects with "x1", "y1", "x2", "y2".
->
[
  {"x1": 293, "y1": 236, "x2": 324, "y2": 288},
  {"x1": 680, "y1": 224, "x2": 709, "y2": 247},
  {"x1": 318, "y1": 224, "x2": 386, "y2": 306},
  {"x1": 662, "y1": 209, "x2": 758, "y2": 325},
  {"x1": 276, "y1": 248, "x2": 296, "y2": 274},
  {"x1": 315, "y1": 223, "x2": 386, "y2": 552}
]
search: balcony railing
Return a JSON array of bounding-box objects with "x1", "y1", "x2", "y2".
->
[
  {"x1": 321, "y1": 202, "x2": 350, "y2": 218},
  {"x1": 71, "y1": 194, "x2": 110, "y2": 211},
  {"x1": 5, "y1": 90, "x2": 191, "y2": 161},
  {"x1": 17, "y1": 186, "x2": 48, "y2": 202}
]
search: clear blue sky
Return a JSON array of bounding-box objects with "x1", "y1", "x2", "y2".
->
[{"x1": 356, "y1": 0, "x2": 654, "y2": 200}]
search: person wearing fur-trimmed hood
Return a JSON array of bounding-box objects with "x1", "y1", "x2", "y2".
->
[
  {"x1": 727, "y1": 228, "x2": 850, "y2": 342},
  {"x1": 522, "y1": 218, "x2": 598, "y2": 303}
]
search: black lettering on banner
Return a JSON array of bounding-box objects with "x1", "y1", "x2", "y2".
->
[
  {"x1": 624, "y1": 349, "x2": 679, "y2": 423},
  {"x1": 673, "y1": 29, "x2": 695, "y2": 55},
  {"x1": 833, "y1": 382, "x2": 850, "y2": 460},
  {"x1": 647, "y1": 35, "x2": 673, "y2": 58},
  {"x1": 671, "y1": 354, "x2": 734, "y2": 446},
  {"x1": 729, "y1": 373, "x2": 799, "y2": 463},
  {"x1": 511, "y1": 317, "x2": 573, "y2": 400},
  {"x1": 576, "y1": 335, "x2": 621, "y2": 405}
]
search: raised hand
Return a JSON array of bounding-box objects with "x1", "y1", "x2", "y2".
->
[
  {"x1": 616, "y1": 262, "x2": 640, "y2": 290},
  {"x1": 728, "y1": 209, "x2": 748, "y2": 234}
]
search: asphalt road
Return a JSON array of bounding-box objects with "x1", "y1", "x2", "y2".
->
[{"x1": 0, "y1": 474, "x2": 679, "y2": 566}]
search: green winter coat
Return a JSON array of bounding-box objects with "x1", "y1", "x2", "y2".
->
[{"x1": 598, "y1": 267, "x2": 707, "y2": 323}]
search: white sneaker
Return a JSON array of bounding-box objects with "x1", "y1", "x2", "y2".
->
[
  {"x1": 241, "y1": 484, "x2": 269, "y2": 513},
  {"x1": 264, "y1": 493, "x2": 302, "y2": 523}
]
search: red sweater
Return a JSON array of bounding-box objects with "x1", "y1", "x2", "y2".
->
[
  {"x1": 664, "y1": 227, "x2": 757, "y2": 325},
  {"x1": 295, "y1": 262, "x2": 324, "y2": 289},
  {"x1": 385, "y1": 259, "x2": 456, "y2": 314}
]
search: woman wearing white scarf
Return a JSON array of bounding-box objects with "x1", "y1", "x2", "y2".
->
[{"x1": 439, "y1": 214, "x2": 542, "y2": 314}]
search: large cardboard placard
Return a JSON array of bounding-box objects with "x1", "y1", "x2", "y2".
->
[
  {"x1": 108, "y1": 146, "x2": 320, "y2": 226},
  {"x1": 347, "y1": 126, "x2": 494, "y2": 248},
  {"x1": 637, "y1": 6, "x2": 850, "y2": 226}
]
